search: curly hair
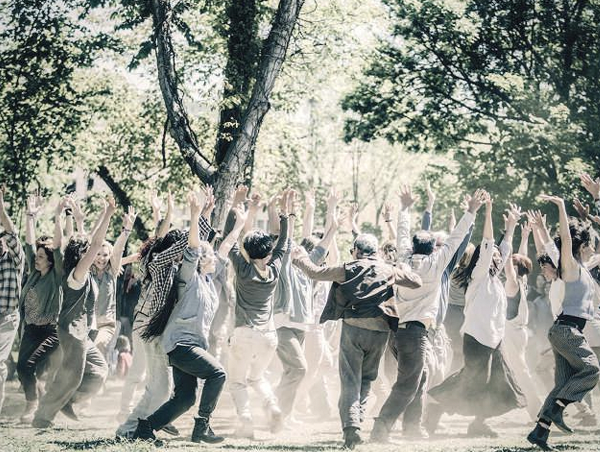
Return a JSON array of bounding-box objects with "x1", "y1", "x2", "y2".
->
[
  {"x1": 63, "y1": 236, "x2": 91, "y2": 274},
  {"x1": 35, "y1": 238, "x2": 55, "y2": 267}
]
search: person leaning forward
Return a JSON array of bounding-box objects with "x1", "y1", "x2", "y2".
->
[{"x1": 291, "y1": 234, "x2": 422, "y2": 449}]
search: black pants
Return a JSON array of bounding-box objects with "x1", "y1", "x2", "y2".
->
[
  {"x1": 376, "y1": 324, "x2": 429, "y2": 429},
  {"x1": 148, "y1": 344, "x2": 226, "y2": 429},
  {"x1": 17, "y1": 324, "x2": 59, "y2": 401}
]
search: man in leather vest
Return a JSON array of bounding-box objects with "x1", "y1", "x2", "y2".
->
[{"x1": 292, "y1": 234, "x2": 422, "y2": 449}]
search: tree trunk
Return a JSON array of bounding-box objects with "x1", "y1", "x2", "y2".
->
[
  {"x1": 212, "y1": 0, "x2": 306, "y2": 225},
  {"x1": 151, "y1": 0, "x2": 216, "y2": 184},
  {"x1": 96, "y1": 165, "x2": 149, "y2": 240},
  {"x1": 215, "y1": 0, "x2": 261, "y2": 166}
]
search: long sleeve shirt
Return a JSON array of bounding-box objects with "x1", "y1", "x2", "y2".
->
[
  {"x1": 0, "y1": 232, "x2": 24, "y2": 315},
  {"x1": 394, "y1": 208, "x2": 475, "y2": 326},
  {"x1": 161, "y1": 247, "x2": 219, "y2": 353},
  {"x1": 461, "y1": 238, "x2": 511, "y2": 348}
]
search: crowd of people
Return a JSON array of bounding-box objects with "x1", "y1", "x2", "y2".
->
[{"x1": 1, "y1": 173, "x2": 600, "y2": 451}]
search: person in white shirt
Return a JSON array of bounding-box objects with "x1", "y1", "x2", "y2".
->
[
  {"x1": 369, "y1": 187, "x2": 485, "y2": 443},
  {"x1": 426, "y1": 195, "x2": 525, "y2": 438}
]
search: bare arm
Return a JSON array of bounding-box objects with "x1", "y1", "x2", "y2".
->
[
  {"x1": 503, "y1": 204, "x2": 521, "y2": 296},
  {"x1": 382, "y1": 202, "x2": 397, "y2": 241},
  {"x1": 68, "y1": 198, "x2": 86, "y2": 234},
  {"x1": 302, "y1": 189, "x2": 315, "y2": 239},
  {"x1": 110, "y1": 206, "x2": 136, "y2": 275},
  {"x1": 244, "y1": 192, "x2": 261, "y2": 236},
  {"x1": 25, "y1": 194, "x2": 42, "y2": 246},
  {"x1": 540, "y1": 195, "x2": 576, "y2": 274},
  {"x1": 188, "y1": 192, "x2": 202, "y2": 249},
  {"x1": 0, "y1": 187, "x2": 16, "y2": 234},
  {"x1": 218, "y1": 207, "x2": 247, "y2": 259},
  {"x1": 157, "y1": 191, "x2": 174, "y2": 238},
  {"x1": 53, "y1": 198, "x2": 67, "y2": 250},
  {"x1": 519, "y1": 222, "x2": 531, "y2": 256},
  {"x1": 72, "y1": 197, "x2": 116, "y2": 284}
]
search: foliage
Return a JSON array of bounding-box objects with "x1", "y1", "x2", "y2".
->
[
  {"x1": 343, "y1": 0, "x2": 600, "y2": 229},
  {"x1": 0, "y1": 0, "x2": 116, "y2": 215}
]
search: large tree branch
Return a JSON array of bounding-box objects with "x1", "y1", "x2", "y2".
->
[
  {"x1": 96, "y1": 165, "x2": 149, "y2": 241},
  {"x1": 212, "y1": 0, "x2": 305, "y2": 225},
  {"x1": 151, "y1": 0, "x2": 216, "y2": 184}
]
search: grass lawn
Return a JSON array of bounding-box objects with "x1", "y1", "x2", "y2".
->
[{"x1": 1, "y1": 379, "x2": 599, "y2": 452}]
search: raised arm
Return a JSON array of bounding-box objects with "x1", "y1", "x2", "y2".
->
[
  {"x1": 72, "y1": 197, "x2": 116, "y2": 283},
  {"x1": 302, "y1": 189, "x2": 315, "y2": 239},
  {"x1": 503, "y1": 204, "x2": 521, "y2": 296},
  {"x1": 383, "y1": 202, "x2": 397, "y2": 241},
  {"x1": 218, "y1": 206, "x2": 248, "y2": 259},
  {"x1": 157, "y1": 191, "x2": 174, "y2": 238},
  {"x1": 421, "y1": 180, "x2": 435, "y2": 231},
  {"x1": 324, "y1": 188, "x2": 340, "y2": 238},
  {"x1": 53, "y1": 198, "x2": 67, "y2": 250},
  {"x1": 540, "y1": 195, "x2": 576, "y2": 273},
  {"x1": 519, "y1": 221, "x2": 531, "y2": 256},
  {"x1": 68, "y1": 198, "x2": 86, "y2": 235},
  {"x1": 200, "y1": 185, "x2": 215, "y2": 226},
  {"x1": 25, "y1": 194, "x2": 42, "y2": 246},
  {"x1": 471, "y1": 192, "x2": 495, "y2": 281},
  {"x1": 396, "y1": 184, "x2": 418, "y2": 259},
  {"x1": 270, "y1": 191, "x2": 290, "y2": 264},
  {"x1": 267, "y1": 193, "x2": 280, "y2": 236},
  {"x1": 188, "y1": 191, "x2": 202, "y2": 249},
  {"x1": 149, "y1": 190, "x2": 163, "y2": 230},
  {"x1": 244, "y1": 192, "x2": 261, "y2": 236},
  {"x1": 0, "y1": 187, "x2": 17, "y2": 234},
  {"x1": 109, "y1": 206, "x2": 136, "y2": 275},
  {"x1": 350, "y1": 202, "x2": 361, "y2": 237}
]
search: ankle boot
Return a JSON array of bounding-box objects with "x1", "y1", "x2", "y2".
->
[
  {"x1": 343, "y1": 427, "x2": 362, "y2": 450},
  {"x1": 191, "y1": 416, "x2": 225, "y2": 444},
  {"x1": 527, "y1": 423, "x2": 553, "y2": 451},
  {"x1": 20, "y1": 400, "x2": 38, "y2": 423},
  {"x1": 546, "y1": 402, "x2": 573, "y2": 434},
  {"x1": 132, "y1": 418, "x2": 156, "y2": 441},
  {"x1": 369, "y1": 419, "x2": 390, "y2": 443}
]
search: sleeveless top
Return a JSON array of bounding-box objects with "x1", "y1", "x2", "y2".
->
[{"x1": 562, "y1": 266, "x2": 595, "y2": 320}]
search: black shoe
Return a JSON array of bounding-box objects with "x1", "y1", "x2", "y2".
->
[
  {"x1": 60, "y1": 402, "x2": 79, "y2": 421},
  {"x1": 369, "y1": 419, "x2": 389, "y2": 443},
  {"x1": 546, "y1": 402, "x2": 573, "y2": 434},
  {"x1": 161, "y1": 423, "x2": 179, "y2": 436},
  {"x1": 343, "y1": 427, "x2": 362, "y2": 450},
  {"x1": 133, "y1": 418, "x2": 156, "y2": 442},
  {"x1": 424, "y1": 403, "x2": 444, "y2": 436},
  {"x1": 527, "y1": 423, "x2": 553, "y2": 451},
  {"x1": 192, "y1": 417, "x2": 225, "y2": 444},
  {"x1": 467, "y1": 419, "x2": 498, "y2": 438}
]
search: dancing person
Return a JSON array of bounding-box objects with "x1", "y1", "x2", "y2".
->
[
  {"x1": 370, "y1": 187, "x2": 483, "y2": 443},
  {"x1": 33, "y1": 197, "x2": 116, "y2": 428},
  {"x1": 0, "y1": 186, "x2": 25, "y2": 415},
  {"x1": 89, "y1": 205, "x2": 137, "y2": 357},
  {"x1": 527, "y1": 193, "x2": 600, "y2": 450},
  {"x1": 219, "y1": 187, "x2": 291, "y2": 438},
  {"x1": 116, "y1": 189, "x2": 214, "y2": 439},
  {"x1": 132, "y1": 192, "x2": 226, "y2": 444},
  {"x1": 16, "y1": 195, "x2": 64, "y2": 422},
  {"x1": 427, "y1": 197, "x2": 526, "y2": 438},
  {"x1": 291, "y1": 232, "x2": 422, "y2": 449}
]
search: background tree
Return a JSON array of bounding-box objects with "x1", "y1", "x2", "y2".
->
[{"x1": 343, "y1": 0, "x2": 600, "y2": 232}]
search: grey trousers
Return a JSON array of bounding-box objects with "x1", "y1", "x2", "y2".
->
[
  {"x1": 376, "y1": 324, "x2": 429, "y2": 430},
  {"x1": 276, "y1": 327, "x2": 307, "y2": 417},
  {"x1": 0, "y1": 311, "x2": 19, "y2": 413},
  {"x1": 540, "y1": 323, "x2": 600, "y2": 416},
  {"x1": 338, "y1": 322, "x2": 388, "y2": 429},
  {"x1": 34, "y1": 328, "x2": 108, "y2": 423}
]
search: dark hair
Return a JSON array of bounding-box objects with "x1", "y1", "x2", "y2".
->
[
  {"x1": 300, "y1": 236, "x2": 318, "y2": 254},
  {"x1": 116, "y1": 335, "x2": 131, "y2": 353},
  {"x1": 412, "y1": 231, "x2": 436, "y2": 256},
  {"x1": 453, "y1": 243, "x2": 503, "y2": 289},
  {"x1": 63, "y1": 236, "x2": 90, "y2": 274},
  {"x1": 512, "y1": 253, "x2": 532, "y2": 276},
  {"x1": 353, "y1": 234, "x2": 378, "y2": 257},
  {"x1": 142, "y1": 274, "x2": 179, "y2": 341},
  {"x1": 139, "y1": 229, "x2": 185, "y2": 280},
  {"x1": 537, "y1": 253, "x2": 556, "y2": 268},
  {"x1": 36, "y1": 238, "x2": 55, "y2": 266},
  {"x1": 243, "y1": 230, "x2": 274, "y2": 259},
  {"x1": 552, "y1": 218, "x2": 591, "y2": 277}
]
